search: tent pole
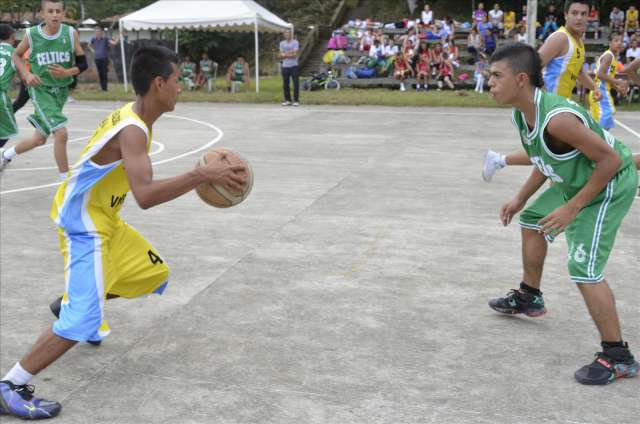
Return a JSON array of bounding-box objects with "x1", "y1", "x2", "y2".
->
[
  {"x1": 255, "y1": 16, "x2": 259, "y2": 94},
  {"x1": 175, "y1": 29, "x2": 179, "y2": 53},
  {"x1": 119, "y1": 23, "x2": 128, "y2": 92}
]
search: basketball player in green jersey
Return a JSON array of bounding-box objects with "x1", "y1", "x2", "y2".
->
[
  {"x1": 0, "y1": 25, "x2": 18, "y2": 149},
  {"x1": 486, "y1": 42, "x2": 639, "y2": 385},
  {"x1": 0, "y1": 0, "x2": 87, "y2": 180}
]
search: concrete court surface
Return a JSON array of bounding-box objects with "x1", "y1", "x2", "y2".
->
[{"x1": 0, "y1": 102, "x2": 639, "y2": 424}]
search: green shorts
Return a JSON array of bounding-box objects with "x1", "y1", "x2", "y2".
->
[
  {"x1": 27, "y1": 85, "x2": 69, "y2": 136},
  {"x1": 519, "y1": 166, "x2": 638, "y2": 283},
  {"x1": 0, "y1": 91, "x2": 18, "y2": 139}
]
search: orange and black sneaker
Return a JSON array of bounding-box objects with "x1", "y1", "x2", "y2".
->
[
  {"x1": 575, "y1": 344, "x2": 640, "y2": 385},
  {"x1": 488, "y1": 288, "x2": 547, "y2": 317}
]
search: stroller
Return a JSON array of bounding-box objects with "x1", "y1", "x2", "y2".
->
[{"x1": 301, "y1": 68, "x2": 341, "y2": 91}]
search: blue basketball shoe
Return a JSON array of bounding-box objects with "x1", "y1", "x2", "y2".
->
[
  {"x1": 575, "y1": 345, "x2": 640, "y2": 385},
  {"x1": 0, "y1": 380, "x2": 61, "y2": 419}
]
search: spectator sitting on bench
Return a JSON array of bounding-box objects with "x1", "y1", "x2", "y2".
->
[
  {"x1": 226, "y1": 56, "x2": 250, "y2": 92},
  {"x1": 393, "y1": 51, "x2": 413, "y2": 91},
  {"x1": 421, "y1": 4, "x2": 434, "y2": 28},
  {"x1": 587, "y1": 4, "x2": 600, "y2": 39},
  {"x1": 430, "y1": 42, "x2": 443, "y2": 76},
  {"x1": 627, "y1": 38, "x2": 640, "y2": 62},
  {"x1": 626, "y1": 6, "x2": 639, "y2": 33},
  {"x1": 359, "y1": 30, "x2": 374, "y2": 52},
  {"x1": 444, "y1": 39, "x2": 459, "y2": 68},
  {"x1": 180, "y1": 55, "x2": 196, "y2": 90},
  {"x1": 473, "y1": 2, "x2": 488, "y2": 27},
  {"x1": 610, "y1": 6, "x2": 625, "y2": 33},
  {"x1": 539, "y1": 3, "x2": 560, "y2": 40},
  {"x1": 489, "y1": 3, "x2": 504, "y2": 37},
  {"x1": 437, "y1": 52, "x2": 455, "y2": 90},
  {"x1": 467, "y1": 26, "x2": 484, "y2": 63},
  {"x1": 199, "y1": 52, "x2": 217, "y2": 91},
  {"x1": 503, "y1": 8, "x2": 516, "y2": 39},
  {"x1": 415, "y1": 44, "x2": 430, "y2": 91}
]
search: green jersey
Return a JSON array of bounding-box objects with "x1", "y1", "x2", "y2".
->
[
  {"x1": 181, "y1": 62, "x2": 194, "y2": 78},
  {"x1": 0, "y1": 42, "x2": 16, "y2": 92},
  {"x1": 199, "y1": 59, "x2": 213, "y2": 76},
  {"x1": 513, "y1": 89, "x2": 633, "y2": 200},
  {"x1": 27, "y1": 23, "x2": 75, "y2": 87}
]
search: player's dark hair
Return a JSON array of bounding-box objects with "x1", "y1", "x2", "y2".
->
[
  {"x1": 564, "y1": 0, "x2": 589, "y2": 14},
  {"x1": 0, "y1": 24, "x2": 14, "y2": 41},
  {"x1": 131, "y1": 45, "x2": 179, "y2": 96},
  {"x1": 608, "y1": 31, "x2": 622, "y2": 42},
  {"x1": 490, "y1": 42, "x2": 544, "y2": 88}
]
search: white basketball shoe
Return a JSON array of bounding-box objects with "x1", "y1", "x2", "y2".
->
[{"x1": 482, "y1": 150, "x2": 505, "y2": 182}]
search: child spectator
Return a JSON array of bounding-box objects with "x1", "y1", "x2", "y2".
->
[
  {"x1": 421, "y1": 4, "x2": 434, "y2": 27},
  {"x1": 514, "y1": 23, "x2": 527, "y2": 43},
  {"x1": 503, "y1": 8, "x2": 516, "y2": 38},
  {"x1": 610, "y1": 6, "x2": 625, "y2": 33},
  {"x1": 483, "y1": 21, "x2": 497, "y2": 55},
  {"x1": 445, "y1": 39, "x2": 460, "y2": 68},
  {"x1": 474, "y1": 54, "x2": 488, "y2": 93},
  {"x1": 437, "y1": 53, "x2": 455, "y2": 90},
  {"x1": 416, "y1": 45, "x2": 430, "y2": 91},
  {"x1": 467, "y1": 26, "x2": 483, "y2": 63},
  {"x1": 473, "y1": 2, "x2": 488, "y2": 27},
  {"x1": 489, "y1": 3, "x2": 504, "y2": 36},
  {"x1": 587, "y1": 4, "x2": 600, "y2": 39},
  {"x1": 430, "y1": 43, "x2": 443, "y2": 76},
  {"x1": 393, "y1": 51, "x2": 413, "y2": 91},
  {"x1": 626, "y1": 6, "x2": 639, "y2": 33},
  {"x1": 359, "y1": 30, "x2": 374, "y2": 52}
]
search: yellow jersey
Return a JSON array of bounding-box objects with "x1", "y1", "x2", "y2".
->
[
  {"x1": 543, "y1": 26, "x2": 585, "y2": 98},
  {"x1": 51, "y1": 102, "x2": 151, "y2": 233}
]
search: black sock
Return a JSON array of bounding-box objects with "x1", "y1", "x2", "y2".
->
[
  {"x1": 0, "y1": 139, "x2": 7, "y2": 148},
  {"x1": 520, "y1": 282, "x2": 541, "y2": 296},
  {"x1": 601, "y1": 340, "x2": 626, "y2": 349}
]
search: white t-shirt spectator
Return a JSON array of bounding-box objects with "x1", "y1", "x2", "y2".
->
[
  {"x1": 610, "y1": 9, "x2": 625, "y2": 27},
  {"x1": 369, "y1": 44, "x2": 383, "y2": 58},
  {"x1": 489, "y1": 8, "x2": 504, "y2": 28},
  {"x1": 627, "y1": 46, "x2": 640, "y2": 61},
  {"x1": 422, "y1": 10, "x2": 433, "y2": 25}
]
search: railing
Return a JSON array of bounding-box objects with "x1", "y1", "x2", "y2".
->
[{"x1": 298, "y1": 24, "x2": 320, "y2": 69}]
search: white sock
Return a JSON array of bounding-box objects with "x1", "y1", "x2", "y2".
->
[
  {"x1": 400, "y1": 82, "x2": 405, "y2": 90},
  {"x1": 498, "y1": 154, "x2": 507, "y2": 168},
  {"x1": 3, "y1": 146, "x2": 16, "y2": 161},
  {"x1": 59, "y1": 172, "x2": 68, "y2": 181},
  {"x1": 3, "y1": 362, "x2": 34, "y2": 386}
]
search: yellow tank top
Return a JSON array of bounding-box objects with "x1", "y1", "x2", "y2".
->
[
  {"x1": 593, "y1": 50, "x2": 617, "y2": 92},
  {"x1": 51, "y1": 102, "x2": 151, "y2": 233},
  {"x1": 543, "y1": 26, "x2": 585, "y2": 98}
]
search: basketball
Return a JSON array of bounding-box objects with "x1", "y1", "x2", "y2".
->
[{"x1": 195, "y1": 148, "x2": 253, "y2": 208}]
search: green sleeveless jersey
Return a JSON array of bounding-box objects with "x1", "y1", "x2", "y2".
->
[
  {"x1": 0, "y1": 42, "x2": 16, "y2": 92},
  {"x1": 513, "y1": 89, "x2": 633, "y2": 200},
  {"x1": 27, "y1": 23, "x2": 75, "y2": 87}
]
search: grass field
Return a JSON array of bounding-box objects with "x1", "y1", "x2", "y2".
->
[{"x1": 16, "y1": 76, "x2": 638, "y2": 110}]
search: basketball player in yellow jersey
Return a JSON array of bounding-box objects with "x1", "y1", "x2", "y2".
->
[
  {"x1": 0, "y1": 45, "x2": 247, "y2": 420},
  {"x1": 589, "y1": 32, "x2": 628, "y2": 130}
]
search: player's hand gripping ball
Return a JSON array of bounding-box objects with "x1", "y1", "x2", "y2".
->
[{"x1": 195, "y1": 148, "x2": 253, "y2": 208}]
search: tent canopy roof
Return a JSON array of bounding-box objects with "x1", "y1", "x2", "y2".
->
[{"x1": 119, "y1": 0, "x2": 293, "y2": 32}]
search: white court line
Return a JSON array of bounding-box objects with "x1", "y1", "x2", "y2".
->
[
  {"x1": 0, "y1": 112, "x2": 223, "y2": 195},
  {"x1": 8, "y1": 141, "x2": 166, "y2": 172},
  {"x1": 615, "y1": 119, "x2": 640, "y2": 140}
]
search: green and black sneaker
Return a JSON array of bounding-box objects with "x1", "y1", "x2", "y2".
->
[{"x1": 488, "y1": 288, "x2": 547, "y2": 317}]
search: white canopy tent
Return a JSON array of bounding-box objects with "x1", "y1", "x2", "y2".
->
[{"x1": 118, "y1": 0, "x2": 293, "y2": 93}]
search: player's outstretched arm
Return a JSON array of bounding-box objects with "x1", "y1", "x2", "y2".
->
[
  {"x1": 119, "y1": 126, "x2": 246, "y2": 209},
  {"x1": 538, "y1": 113, "x2": 621, "y2": 235}
]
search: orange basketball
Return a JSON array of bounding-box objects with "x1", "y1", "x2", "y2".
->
[{"x1": 195, "y1": 148, "x2": 253, "y2": 208}]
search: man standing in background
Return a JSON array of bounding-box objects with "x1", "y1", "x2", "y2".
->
[
  {"x1": 89, "y1": 27, "x2": 118, "y2": 91},
  {"x1": 279, "y1": 30, "x2": 299, "y2": 106}
]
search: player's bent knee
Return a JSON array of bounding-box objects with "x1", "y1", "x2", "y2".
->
[{"x1": 53, "y1": 305, "x2": 102, "y2": 342}]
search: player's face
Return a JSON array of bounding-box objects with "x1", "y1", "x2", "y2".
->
[
  {"x1": 157, "y1": 64, "x2": 182, "y2": 112},
  {"x1": 564, "y1": 3, "x2": 589, "y2": 34},
  {"x1": 488, "y1": 60, "x2": 519, "y2": 105},
  {"x1": 610, "y1": 36, "x2": 624, "y2": 53},
  {"x1": 41, "y1": 1, "x2": 64, "y2": 28}
]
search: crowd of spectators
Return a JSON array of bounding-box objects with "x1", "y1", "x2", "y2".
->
[{"x1": 178, "y1": 53, "x2": 221, "y2": 92}]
